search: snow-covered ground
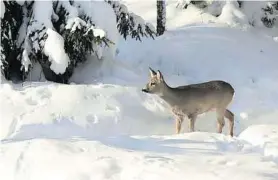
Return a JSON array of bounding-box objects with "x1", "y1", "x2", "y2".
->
[{"x1": 1, "y1": 1, "x2": 278, "y2": 180}]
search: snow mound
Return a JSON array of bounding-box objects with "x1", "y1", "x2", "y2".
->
[
  {"x1": 239, "y1": 125, "x2": 278, "y2": 146},
  {"x1": 218, "y1": 1, "x2": 249, "y2": 28},
  {"x1": 239, "y1": 125, "x2": 278, "y2": 163},
  {"x1": 1, "y1": 124, "x2": 278, "y2": 180},
  {"x1": 43, "y1": 29, "x2": 70, "y2": 74},
  {"x1": 0, "y1": 82, "x2": 173, "y2": 141}
]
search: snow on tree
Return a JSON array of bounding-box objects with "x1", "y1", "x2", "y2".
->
[
  {"x1": 261, "y1": 1, "x2": 278, "y2": 28},
  {"x1": 176, "y1": 0, "x2": 278, "y2": 29},
  {"x1": 176, "y1": 0, "x2": 208, "y2": 9},
  {"x1": 156, "y1": 0, "x2": 166, "y2": 36},
  {"x1": 1, "y1": 0, "x2": 156, "y2": 83},
  {"x1": 239, "y1": 1, "x2": 278, "y2": 28},
  {"x1": 0, "y1": 1, "x2": 23, "y2": 82},
  {"x1": 218, "y1": 1, "x2": 248, "y2": 27},
  {"x1": 0, "y1": 1, "x2": 115, "y2": 83},
  {"x1": 0, "y1": 1, "x2": 5, "y2": 18},
  {"x1": 175, "y1": 0, "x2": 238, "y2": 17},
  {"x1": 105, "y1": 0, "x2": 156, "y2": 41}
]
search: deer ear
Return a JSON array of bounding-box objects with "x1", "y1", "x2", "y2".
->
[
  {"x1": 149, "y1": 67, "x2": 156, "y2": 77},
  {"x1": 157, "y1": 70, "x2": 164, "y2": 81}
]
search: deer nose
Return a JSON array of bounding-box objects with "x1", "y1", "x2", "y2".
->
[{"x1": 142, "y1": 89, "x2": 148, "y2": 93}]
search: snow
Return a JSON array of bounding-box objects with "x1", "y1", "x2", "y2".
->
[
  {"x1": 218, "y1": 1, "x2": 249, "y2": 28},
  {"x1": 21, "y1": 50, "x2": 31, "y2": 72},
  {"x1": 65, "y1": 17, "x2": 87, "y2": 32},
  {"x1": 59, "y1": 1, "x2": 78, "y2": 19},
  {"x1": 1, "y1": 0, "x2": 278, "y2": 180},
  {"x1": 43, "y1": 28, "x2": 69, "y2": 74},
  {"x1": 206, "y1": 1, "x2": 225, "y2": 17},
  {"x1": 32, "y1": 1, "x2": 54, "y2": 29},
  {"x1": 119, "y1": 3, "x2": 128, "y2": 14},
  {"x1": 15, "y1": 0, "x2": 25, "y2": 6},
  {"x1": 130, "y1": 12, "x2": 146, "y2": 30},
  {"x1": 26, "y1": 62, "x2": 46, "y2": 82},
  {"x1": 92, "y1": 28, "x2": 106, "y2": 38},
  {"x1": 176, "y1": 0, "x2": 192, "y2": 8},
  {"x1": 18, "y1": 4, "x2": 33, "y2": 73},
  {"x1": 17, "y1": 5, "x2": 30, "y2": 47},
  {"x1": 74, "y1": 0, "x2": 120, "y2": 79},
  {"x1": 77, "y1": 0, "x2": 119, "y2": 58},
  {"x1": 239, "y1": 125, "x2": 278, "y2": 163},
  {"x1": 0, "y1": 0, "x2": 5, "y2": 19},
  {"x1": 240, "y1": 112, "x2": 248, "y2": 120}
]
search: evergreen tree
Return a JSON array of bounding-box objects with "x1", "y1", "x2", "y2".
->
[
  {"x1": 261, "y1": 1, "x2": 278, "y2": 28},
  {"x1": 156, "y1": 0, "x2": 166, "y2": 36},
  {"x1": 106, "y1": 0, "x2": 156, "y2": 41},
  {"x1": 0, "y1": 1, "x2": 23, "y2": 82},
  {"x1": 1, "y1": 0, "x2": 156, "y2": 83},
  {"x1": 1, "y1": 1, "x2": 113, "y2": 83}
]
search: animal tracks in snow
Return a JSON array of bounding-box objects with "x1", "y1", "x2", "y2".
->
[
  {"x1": 206, "y1": 157, "x2": 239, "y2": 166},
  {"x1": 24, "y1": 87, "x2": 53, "y2": 107},
  {"x1": 24, "y1": 97, "x2": 38, "y2": 106}
]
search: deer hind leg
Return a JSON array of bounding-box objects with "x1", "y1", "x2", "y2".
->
[
  {"x1": 175, "y1": 115, "x2": 184, "y2": 134},
  {"x1": 216, "y1": 109, "x2": 225, "y2": 134},
  {"x1": 188, "y1": 114, "x2": 197, "y2": 132},
  {"x1": 224, "y1": 109, "x2": 234, "y2": 137}
]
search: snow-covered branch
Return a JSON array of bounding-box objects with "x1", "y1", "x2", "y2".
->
[{"x1": 106, "y1": 0, "x2": 156, "y2": 41}]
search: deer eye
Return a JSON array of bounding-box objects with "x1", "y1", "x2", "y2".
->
[{"x1": 150, "y1": 82, "x2": 155, "y2": 86}]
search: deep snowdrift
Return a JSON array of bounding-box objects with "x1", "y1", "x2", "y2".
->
[
  {"x1": 1, "y1": 123, "x2": 278, "y2": 180},
  {"x1": 0, "y1": 82, "x2": 173, "y2": 140}
]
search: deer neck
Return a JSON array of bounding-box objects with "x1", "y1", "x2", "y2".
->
[{"x1": 158, "y1": 81, "x2": 178, "y2": 104}]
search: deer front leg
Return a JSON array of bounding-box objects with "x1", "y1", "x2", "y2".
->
[{"x1": 175, "y1": 115, "x2": 184, "y2": 134}]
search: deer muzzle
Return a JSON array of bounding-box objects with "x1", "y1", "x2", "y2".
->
[{"x1": 142, "y1": 88, "x2": 149, "y2": 93}]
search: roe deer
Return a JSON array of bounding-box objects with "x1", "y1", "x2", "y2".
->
[{"x1": 142, "y1": 67, "x2": 235, "y2": 136}]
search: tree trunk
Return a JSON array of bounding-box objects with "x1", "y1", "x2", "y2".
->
[{"x1": 156, "y1": 0, "x2": 166, "y2": 36}]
